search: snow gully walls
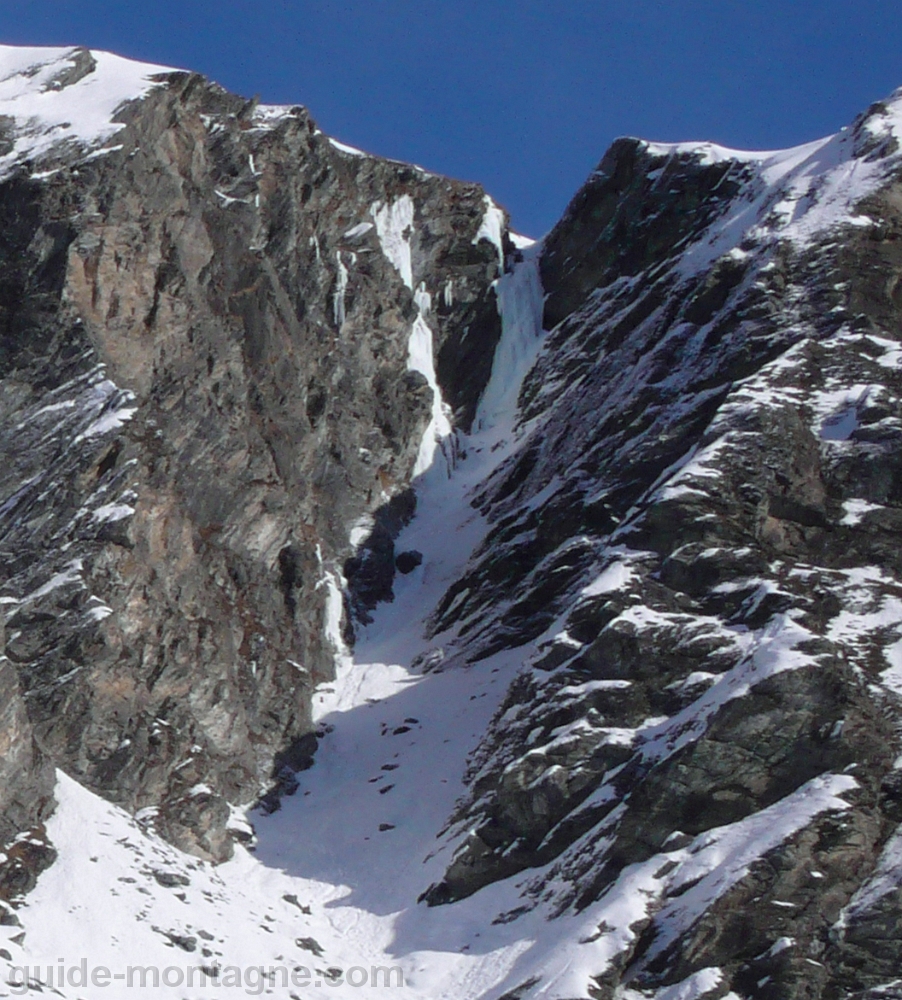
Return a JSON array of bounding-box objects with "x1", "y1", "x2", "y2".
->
[{"x1": 4, "y1": 42, "x2": 902, "y2": 1000}]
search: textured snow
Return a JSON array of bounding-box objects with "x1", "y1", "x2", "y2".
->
[
  {"x1": 637, "y1": 614, "x2": 818, "y2": 767},
  {"x1": 23, "y1": 560, "x2": 84, "y2": 603},
  {"x1": 640, "y1": 90, "x2": 902, "y2": 281},
  {"x1": 348, "y1": 514, "x2": 375, "y2": 550},
  {"x1": 826, "y1": 577, "x2": 902, "y2": 698},
  {"x1": 0, "y1": 46, "x2": 175, "y2": 180},
  {"x1": 558, "y1": 679, "x2": 632, "y2": 698},
  {"x1": 649, "y1": 967, "x2": 725, "y2": 1000},
  {"x1": 575, "y1": 773, "x2": 857, "y2": 980},
  {"x1": 812, "y1": 385, "x2": 877, "y2": 441},
  {"x1": 71, "y1": 379, "x2": 138, "y2": 442},
  {"x1": 581, "y1": 556, "x2": 639, "y2": 598},
  {"x1": 342, "y1": 222, "x2": 374, "y2": 239},
  {"x1": 882, "y1": 637, "x2": 902, "y2": 697},
  {"x1": 328, "y1": 137, "x2": 368, "y2": 157},
  {"x1": 648, "y1": 774, "x2": 856, "y2": 949},
  {"x1": 764, "y1": 937, "x2": 796, "y2": 957},
  {"x1": 841, "y1": 498, "x2": 884, "y2": 526},
  {"x1": 85, "y1": 604, "x2": 113, "y2": 622},
  {"x1": 16, "y1": 771, "x2": 418, "y2": 1000},
  {"x1": 90, "y1": 502, "x2": 134, "y2": 524},
  {"x1": 80, "y1": 405, "x2": 137, "y2": 439},
  {"x1": 839, "y1": 825, "x2": 902, "y2": 927}
]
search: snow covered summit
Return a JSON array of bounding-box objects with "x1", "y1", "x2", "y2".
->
[{"x1": 0, "y1": 45, "x2": 179, "y2": 178}]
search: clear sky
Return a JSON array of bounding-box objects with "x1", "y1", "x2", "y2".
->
[{"x1": 3, "y1": 1, "x2": 902, "y2": 237}]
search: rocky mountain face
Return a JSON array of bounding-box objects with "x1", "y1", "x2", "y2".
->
[
  {"x1": 3, "y1": 42, "x2": 902, "y2": 1000},
  {"x1": 0, "y1": 46, "x2": 507, "y2": 873},
  {"x1": 418, "y1": 105, "x2": 902, "y2": 998}
]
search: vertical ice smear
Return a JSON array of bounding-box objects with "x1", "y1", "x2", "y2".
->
[
  {"x1": 475, "y1": 243, "x2": 545, "y2": 432},
  {"x1": 333, "y1": 250, "x2": 348, "y2": 327},
  {"x1": 373, "y1": 196, "x2": 455, "y2": 479},
  {"x1": 409, "y1": 285, "x2": 454, "y2": 478},
  {"x1": 372, "y1": 194, "x2": 415, "y2": 289},
  {"x1": 322, "y1": 571, "x2": 350, "y2": 678},
  {"x1": 473, "y1": 194, "x2": 506, "y2": 267},
  {"x1": 413, "y1": 282, "x2": 434, "y2": 338}
]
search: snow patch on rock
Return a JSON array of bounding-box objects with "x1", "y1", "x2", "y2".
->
[{"x1": 0, "y1": 45, "x2": 176, "y2": 179}]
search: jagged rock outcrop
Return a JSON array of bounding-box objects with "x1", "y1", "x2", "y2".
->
[
  {"x1": 418, "y1": 96, "x2": 902, "y2": 999},
  {"x1": 0, "y1": 46, "x2": 509, "y2": 865}
]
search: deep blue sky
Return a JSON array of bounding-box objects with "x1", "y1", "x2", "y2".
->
[{"x1": 4, "y1": 2, "x2": 902, "y2": 236}]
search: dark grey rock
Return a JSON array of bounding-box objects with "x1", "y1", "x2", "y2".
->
[
  {"x1": 417, "y1": 114, "x2": 902, "y2": 1000},
  {"x1": 40, "y1": 47, "x2": 97, "y2": 91},
  {"x1": 0, "y1": 68, "x2": 507, "y2": 864},
  {"x1": 395, "y1": 550, "x2": 423, "y2": 574}
]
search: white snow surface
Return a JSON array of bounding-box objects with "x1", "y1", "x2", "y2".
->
[
  {"x1": 638, "y1": 89, "x2": 902, "y2": 280},
  {"x1": 0, "y1": 45, "x2": 176, "y2": 179},
  {"x1": 372, "y1": 195, "x2": 415, "y2": 290},
  {"x1": 343, "y1": 222, "x2": 374, "y2": 240},
  {"x1": 329, "y1": 137, "x2": 368, "y2": 158},
  {"x1": 90, "y1": 502, "x2": 135, "y2": 524},
  {"x1": 841, "y1": 498, "x2": 885, "y2": 526},
  {"x1": 473, "y1": 195, "x2": 506, "y2": 267}
]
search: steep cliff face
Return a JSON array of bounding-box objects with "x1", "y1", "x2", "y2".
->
[{"x1": 0, "y1": 46, "x2": 508, "y2": 869}]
